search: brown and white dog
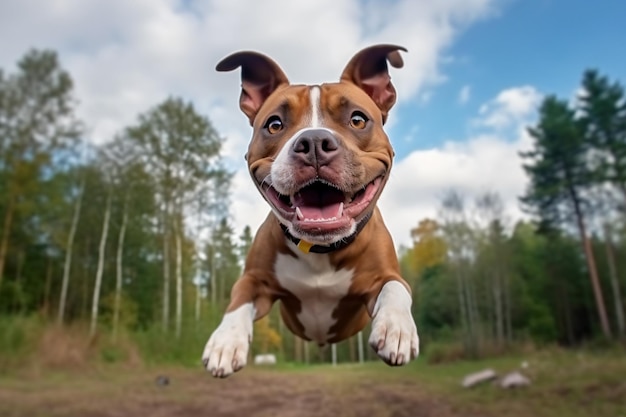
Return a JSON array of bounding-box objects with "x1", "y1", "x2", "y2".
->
[{"x1": 202, "y1": 45, "x2": 419, "y2": 378}]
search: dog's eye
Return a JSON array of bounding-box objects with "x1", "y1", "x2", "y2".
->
[
  {"x1": 349, "y1": 111, "x2": 368, "y2": 129},
  {"x1": 265, "y1": 116, "x2": 283, "y2": 134}
]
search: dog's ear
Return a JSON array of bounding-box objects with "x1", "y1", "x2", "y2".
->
[
  {"x1": 340, "y1": 45, "x2": 407, "y2": 123},
  {"x1": 217, "y1": 51, "x2": 289, "y2": 125}
]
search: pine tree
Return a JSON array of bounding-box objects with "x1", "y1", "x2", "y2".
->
[{"x1": 521, "y1": 96, "x2": 611, "y2": 339}]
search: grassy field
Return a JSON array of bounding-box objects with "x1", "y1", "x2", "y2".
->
[{"x1": 0, "y1": 348, "x2": 624, "y2": 417}]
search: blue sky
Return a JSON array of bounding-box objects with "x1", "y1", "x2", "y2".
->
[
  {"x1": 0, "y1": 0, "x2": 624, "y2": 246},
  {"x1": 392, "y1": 0, "x2": 626, "y2": 156}
]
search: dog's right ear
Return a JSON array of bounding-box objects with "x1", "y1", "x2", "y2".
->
[{"x1": 216, "y1": 52, "x2": 290, "y2": 125}]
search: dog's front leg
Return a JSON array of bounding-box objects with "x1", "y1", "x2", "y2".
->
[
  {"x1": 202, "y1": 276, "x2": 272, "y2": 378},
  {"x1": 368, "y1": 280, "x2": 420, "y2": 366}
]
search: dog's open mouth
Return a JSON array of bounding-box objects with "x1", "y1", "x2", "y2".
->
[{"x1": 262, "y1": 177, "x2": 382, "y2": 233}]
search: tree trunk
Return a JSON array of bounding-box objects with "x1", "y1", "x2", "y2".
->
[
  {"x1": 58, "y1": 181, "x2": 84, "y2": 325},
  {"x1": 603, "y1": 224, "x2": 625, "y2": 338},
  {"x1": 455, "y1": 264, "x2": 470, "y2": 354},
  {"x1": 42, "y1": 258, "x2": 53, "y2": 318},
  {"x1": 195, "y1": 276, "x2": 202, "y2": 323},
  {"x1": 210, "y1": 238, "x2": 217, "y2": 306},
  {"x1": 567, "y1": 182, "x2": 611, "y2": 339},
  {"x1": 573, "y1": 211, "x2": 611, "y2": 338},
  {"x1": 459, "y1": 260, "x2": 479, "y2": 357},
  {"x1": 503, "y1": 273, "x2": 513, "y2": 344},
  {"x1": 113, "y1": 197, "x2": 129, "y2": 343},
  {"x1": 466, "y1": 269, "x2": 481, "y2": 356},
  {"x1": 0, "y1": 196, "x2": 15, "y2": 290},
  {"x1": 162, "y1": 208, "x2": 170, "y2": 333},
  {"x1": 493, "y1": 272, "x2": 504, "y2": 347},
  {"x1": 81, "y1": 244, "x2": 90, "y2": 318},
  {"x1": 174, "y1": 215, "x2": 183, "y2": 339},
  {"x1": 90, "y1": 192, "x2": 112, "y2": 338},
  {"x1": 348, "y1": 336, "x2": 356, "y2": 362},
  {"x1": 294, "y1": 336, "x2": 302, "y2": 362},
  {"x1": 357, "y1": 331, "x2": 364, "y2": 364}
]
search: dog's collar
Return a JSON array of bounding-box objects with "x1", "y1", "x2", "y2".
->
[{"x1": 279, "y1": 212, "x2": 373, "y2": 254}]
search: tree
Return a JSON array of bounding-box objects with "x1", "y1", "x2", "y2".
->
[
  {"x1": 90, "y1": 188, "x2": 111, "y2": 338},
  {"x1": 0, "y1": 49, "x2": 82, "y2": 288},
  {"x1": 474, "y1": 192, "x2": 512, "y2": 346},
  {"x1": 239, "y1": 225, "x2": 254, "y2": 262},
  {"x1": 521, "y1": 96, "x2": 611, "y2": 339},
  {"x1": 579, "y1": 70, "x2": 626, "y2": 338},
  {"x1": 206, "y1": 218, "x2": 241, "y2": 308},
  {"x1": 57, "y1": 178, "x2": 84, "y2": 324},
  {"x1": 439, "y1": 190, "x2": 481, "y2": 357},
  {"x1": 580, "y1": 70, "x2": 626, "y2": 202},
  {"x1": 408, "y1": 218, "x2": 447, "y2": 278},
  {"x1": 126, "y1": 97, "x2": 228, "y2": 333}
]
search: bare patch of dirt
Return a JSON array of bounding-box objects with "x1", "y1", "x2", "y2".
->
[{"x1": 0, "y1": 366, "x2": 481, "y2": 417}]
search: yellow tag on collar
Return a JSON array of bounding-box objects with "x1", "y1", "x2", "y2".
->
[{"x1": 297, "y1": 240, "x2": 314, "y2": 253}]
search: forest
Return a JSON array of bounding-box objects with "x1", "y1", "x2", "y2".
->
[{"x1": 1, "y1": 49, "x2": 625, "y2": 369}]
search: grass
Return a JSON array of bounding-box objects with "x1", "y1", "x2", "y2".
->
[
  {"x1": 273, "y1": 347, "x2": 626, "y2": 417},
  {"x1": 397, "y1": 348, "x2": 626, "y2": 417},
  {"x1": 0, "y1": 348, "x2": 624, "y2": 417}
]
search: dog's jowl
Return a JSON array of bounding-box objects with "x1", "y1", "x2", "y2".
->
[{"x1": 202, "y1": 45, "x2": 419, "y2": 378}]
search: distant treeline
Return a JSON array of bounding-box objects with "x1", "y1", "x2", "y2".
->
[{"x1": 399, "y1": 69, "x2": 626, "y2": 357}]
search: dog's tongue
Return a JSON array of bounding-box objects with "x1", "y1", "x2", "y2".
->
[{"x1": 293, "y1": 183, "x2": 344, "y2": 221}]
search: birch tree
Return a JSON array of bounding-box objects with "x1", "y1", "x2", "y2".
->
[
  {"x1": 57, "y1": 179, "x2": 84, "y2": 324},
  {"x1": 90, "y1": 189, "x2": 112, "y2": 338},
  {"x1": 126, "y1": 97, "x2": 228, "y2": 333},
  {"x1": 439, "y1": 191, "x2": 481, "y2": 357},
  {"x1": 474, "y1": 192, "x2": 512, "y2": 346}
]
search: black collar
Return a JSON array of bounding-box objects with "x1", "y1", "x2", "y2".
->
[{"x1": 279, "y1": 212, "x2": 372, "y2": 254}]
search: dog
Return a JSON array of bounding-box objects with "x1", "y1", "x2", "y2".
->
[{"x1": 202, "y1": 45, "x2": 419, "y2": 378}]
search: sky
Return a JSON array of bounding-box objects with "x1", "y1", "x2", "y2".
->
[{"x1": 0, "y1": 0, "x2": 624, "y2": 248}]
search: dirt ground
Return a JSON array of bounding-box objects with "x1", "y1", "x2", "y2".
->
[
  {"x1": 0, "y1": 365, "x2": 480, "y2": 417},
  {"x1": 2, "y1": 353, "x2": 625, "y2": 417}
]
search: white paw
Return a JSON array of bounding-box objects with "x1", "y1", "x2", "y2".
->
[
  {"x1": 369, "y1": 308, "x2": 419, "y2": 365},
  {"x1": 368, "y1": 281, "x2": 419, "y2": 366},
  {"x1": 201, "y1": 304, "x2": 254, "y2": 378}
]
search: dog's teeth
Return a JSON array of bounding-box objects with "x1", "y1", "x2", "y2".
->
[
  {"x1": 337, "y1": 202, "x2": 344, "y2": 218},
  {"x1": 296, "y1": 207, "x2": 304, "y2": 220}
]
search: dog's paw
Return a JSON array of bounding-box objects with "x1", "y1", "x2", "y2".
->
[
  {"x1": 369, "y1": 308, "x2": 419, "y2": 365},
  {"x1": 201, "y1": 306, "x2": 254, "y2": 378},
  {"x1": 368, "y1": 281, "x2": 419, "y2": 366}
]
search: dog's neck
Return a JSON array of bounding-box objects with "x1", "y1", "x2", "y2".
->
[{"x1": 278, "y1": 212, "x2": 373, "y2": 254}]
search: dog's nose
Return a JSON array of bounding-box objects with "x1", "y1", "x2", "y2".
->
[{"x1": 291, "y1": 129, "x2": 340, "y2": 167}]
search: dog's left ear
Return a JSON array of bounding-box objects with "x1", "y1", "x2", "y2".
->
[{"x1": 340, "y1": 45, "x2": 407, "y2": 123}]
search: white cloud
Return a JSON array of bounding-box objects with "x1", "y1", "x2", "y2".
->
[
  {"x1": 0, "y1": 0, "x2": 505, "y2": 242},
  {"x1": 379, "y1": 128, "x2": 533, "y2": 247},
  {"x1": 380, "y1": 85, "x2": 542, "y2": 248},
  {"x1": 458, "y1": 85, "x2": 471, "y2": 104},
  {"x1": 0, "y1": 0, "x2": 500, "y2": 140},
  {"x1": 475, "y1": 86, "x2": 542, "y2": 130}
]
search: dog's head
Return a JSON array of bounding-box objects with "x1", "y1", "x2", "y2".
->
[{"x1": 218, "y1": 45, "x2": 406, "y2": 246}]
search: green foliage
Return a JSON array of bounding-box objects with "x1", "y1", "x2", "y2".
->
[
  {"x1": 527, "y1": 303, "x2": 558, "y2": 344},
  {"x1": 520, "y1": 96, "x2": 590, "y2": 227},
  {"x1": 0, "y1": 315, "x2": 42, "y2": 370},
  {"x1": 579, "y1": 70, "x2": 626, "y2": 189},
  {"x1": 99, "y1": 292, "x2": 139, "y2": 331},
  {"x1": 133, "y1": 320, "x2": 212, "y2": 366}
]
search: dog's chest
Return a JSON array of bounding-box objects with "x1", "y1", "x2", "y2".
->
[{"x1": 274, "y1": 249, "x2": 353, "y2": 343}]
